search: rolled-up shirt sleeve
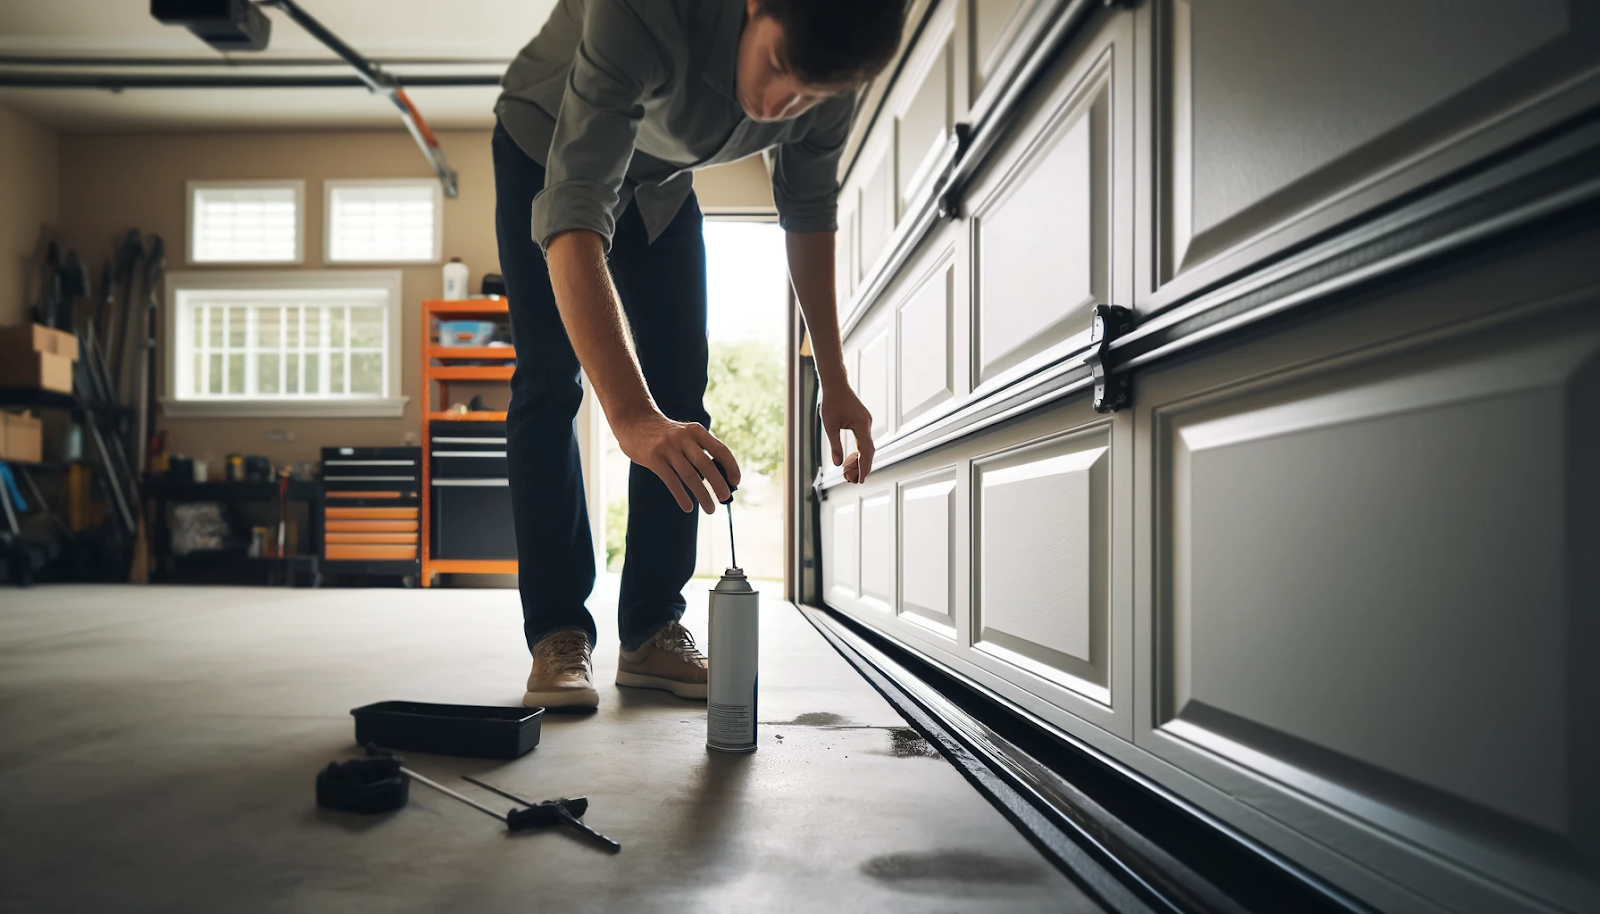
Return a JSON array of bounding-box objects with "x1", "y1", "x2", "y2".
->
[
  {"x1": 771, "y1": 95, "x2": 855, "y2": 235},
  {"x1": 531, "y1": 0, "x2": 666, "y2": 251}
]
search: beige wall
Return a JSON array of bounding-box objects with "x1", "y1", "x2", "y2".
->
[
  {"x1": 0, "y1": 106, "x2": 60, "y2": 327},
  {"x1": 55, "y1": 128, "x2": 774, "y2": 469}
]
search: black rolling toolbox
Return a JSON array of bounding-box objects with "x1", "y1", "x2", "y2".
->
[
  {"x1": 319, "y1": 446, "x2": 423, "y2": 584},
  {"x1": 428, "y1": 421, "x2": 516, "y2": 560}
]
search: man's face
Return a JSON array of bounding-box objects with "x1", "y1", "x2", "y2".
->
[{"x1": 735, "y1": 2, "x2": 855, "y2": 123}]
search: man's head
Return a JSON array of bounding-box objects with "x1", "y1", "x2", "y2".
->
[{"x1": 736, "y1": 0, "x2": 908, "y2": 123}]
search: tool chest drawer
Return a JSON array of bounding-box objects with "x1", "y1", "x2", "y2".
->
[
  {"x1": 322, "y1": 446, "x2": 421, "y2": 496},
  {"x1": 431, "y1": 450, "x2": 509, "y2": 478},
  {"x1": 431, "y1": 479, "x2": 516, "y2": 560},
  {"x1": 319, "y1": 447, "x2": 423, "y2": 571}
]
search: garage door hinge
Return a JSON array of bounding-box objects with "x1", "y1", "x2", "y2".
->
[
  {"x1": 812, "y1": 470, "x2": 829, "y2": 502},
  {"x1": 936, "y1": 124, "x2": 974, "y2": 220},
  {"x1": 1087, "y1": 304, "x2": 1137, "y2": 413}
]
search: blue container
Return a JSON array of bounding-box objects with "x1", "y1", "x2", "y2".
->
[{"x1": 437, "y1": 320, "x2": 496, "y2": 347}]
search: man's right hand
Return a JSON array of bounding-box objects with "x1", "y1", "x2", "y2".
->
[{"x1": 612, "y1": 410, "x2": 742, "y2": 514}]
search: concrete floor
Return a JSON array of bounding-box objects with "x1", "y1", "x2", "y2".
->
[{"x1": 0, "y1": 578, "x2": 1102, "y2": 913}]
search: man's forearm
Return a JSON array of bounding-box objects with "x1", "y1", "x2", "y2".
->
[
  {"x1": 545, "y1": 229, "x2": 657, "y2": 423},
  {"x1": 785, "y1": 231, "x2": 849, "y2": 388}
]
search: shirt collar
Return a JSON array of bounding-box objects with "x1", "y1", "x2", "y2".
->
[{"x1": 703, "y1": 0, "x2": 746, "y2": 103}]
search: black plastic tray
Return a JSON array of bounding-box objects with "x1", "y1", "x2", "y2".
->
[{"x1": 351, "y1": 701, "x2": 543, "y2": 759}]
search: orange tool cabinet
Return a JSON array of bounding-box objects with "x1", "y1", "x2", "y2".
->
[{"x1": 421, "y1": 298, "x2": 518, "y2": 586}]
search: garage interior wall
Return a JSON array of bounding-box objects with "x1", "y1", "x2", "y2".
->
[
  {"x1": 0, "y1": 105, "x2": 60, "y2": 326},
  {"x1": 52, "y1": 128, "x2": 772, "y2": 474}
]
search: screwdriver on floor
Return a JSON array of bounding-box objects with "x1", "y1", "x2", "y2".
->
[
  {"x1": 358, "y1": 745, "x2": 616, "y2": 848},
  {"x1": 465, "y1": 776, "x2": 622, "y2": 852}
]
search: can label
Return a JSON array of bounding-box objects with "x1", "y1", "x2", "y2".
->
[
  {"x1": 706, "y1": 587, "x2": 759, "y2": 751},
  {"x1": 708, "y1": 679, "x2": 756, "y2": 747}
]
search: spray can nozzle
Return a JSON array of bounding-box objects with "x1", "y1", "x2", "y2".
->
[{"x1": 711, "y1": 458, "x2": 738, "y2": 570}]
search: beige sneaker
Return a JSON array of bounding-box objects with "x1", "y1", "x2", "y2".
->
[
  {"x1": 524, "y1": 631, "x2": 599, "y2": 709},
  {"x1": 615, "y1": 621, "x2": 708, "y2": 700}
]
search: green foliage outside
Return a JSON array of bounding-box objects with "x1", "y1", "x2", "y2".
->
[
  {"x1": 704, "y1": 339, "x2": 784, "y2": 478},
  {"x1": 605, "y1": 497, "x2": 628, "y2": 571}
]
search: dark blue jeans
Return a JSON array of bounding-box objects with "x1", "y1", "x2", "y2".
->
[{"x1": 492, "y1": 121, "x2": 710, "y2": 653}]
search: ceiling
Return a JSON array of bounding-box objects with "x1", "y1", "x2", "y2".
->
[{"x1": 0, "y1": 0, "x2": 558, "y2": 131}]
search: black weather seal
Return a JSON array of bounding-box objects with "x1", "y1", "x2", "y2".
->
[
  {"x1": 797, "y1": 603, "x2": 1378, "y2": 914},
  {"x1": 797, "y1": 602, "x2": 1166, "y2": 914}
]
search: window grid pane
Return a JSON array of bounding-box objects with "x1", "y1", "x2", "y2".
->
[{"x1": 177, "y1": 291, "x2": 389, "y2": 402}]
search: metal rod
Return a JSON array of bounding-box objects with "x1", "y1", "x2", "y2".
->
[
  {"x1": 0, "y1": 72, "x2": 498, "y2": 89},
  {"x1": 401, "y1": 767, "x2": 508, "y2": 824},
  {"x1": 258, "y1": 0, "x2": 458, "y2": 197},
  {"x1": 0, "y1": 55, "x2": 508, "y2": 68},
  {"x1": 461, "y1": 775, "x2": 536, "y2": 808}
]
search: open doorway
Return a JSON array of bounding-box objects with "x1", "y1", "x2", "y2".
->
[{"x1": 597, "y1": 219, "x2": 790, "y2": 584}]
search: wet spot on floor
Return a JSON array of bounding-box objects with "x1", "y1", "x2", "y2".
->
[
  {"x1": 885, "y1": 727, "x2": 941, "y2": 759},
  {"x1": 765, "y1": 711, "x2": 851, "y2": 727},
  {"x1": 861, "y1": 850, "x2": 1045, "y2": 888}
]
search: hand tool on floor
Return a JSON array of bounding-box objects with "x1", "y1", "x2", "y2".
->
[
  {"x1": 463, "y1": 776, "x2": 621, "y2": 852},
  {"x1": 319, "y1": 746, "x2": 614, "y2": 848}
]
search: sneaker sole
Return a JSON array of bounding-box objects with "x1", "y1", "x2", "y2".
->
[
  {"x1": 523, "y1": 688, "x2": 599, "y2": 709},
  {"x1": 614, "y1": 671, "x2": 708, "y2": 700}
]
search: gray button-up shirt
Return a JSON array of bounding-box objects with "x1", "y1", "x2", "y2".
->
[{"x1": 496, "y1": 0, "x2": 855, "y2": 250}]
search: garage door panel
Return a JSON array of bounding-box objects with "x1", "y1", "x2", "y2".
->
[
  {"x1": 859, "y1": 143, "x2": 896, "y2": 281},
  {"x1": 975, "y1": 429, "x2": 1111, "y2": 704},
  {"x1": 858, "y1": 327, "x2": 892, "y2": 439},
  {"x1": 828, "y1": 496, "x2": 859, "y2": 603},
  {"x1": 1153, "y1": 0, "x2": 1600, "y2": 297},
  {"x1": 897, "y1": 260, "x2": 956, "y2": 426},
  {"x1": 970, "y1": 50, "x2": 1111, "y2": 390},
  {"x1": 1136, "y1": 286, "x2": 1600, "y2": 911},
  {"x1": 824, "y1": 390, "x2": 1132, "y2": 736},
  {"x1": 900, "y1": 470, "x2": 958, "y2": 634},
  {"x1": 896, "y1": 5, "x2": 955, "y2": 211},
  {"x1": 860, "y1": 490, "x2": 895, "y2": 611}
]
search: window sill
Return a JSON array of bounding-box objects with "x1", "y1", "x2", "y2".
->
[{"x1": 160, "y1": 396, "x2": 410, "y2": 419}]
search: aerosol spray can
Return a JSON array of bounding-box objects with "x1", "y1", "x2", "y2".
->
[{"x1": 706, "y1": 566, "x2": 759, "y2": 753}]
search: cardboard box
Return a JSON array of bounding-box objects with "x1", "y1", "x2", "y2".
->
[
  {"x1": 0, "y1": 323, "x2": 78, "y2": 394},
  {"x1": 0, "y1": 411, "x2": 43, "y2": 464}
]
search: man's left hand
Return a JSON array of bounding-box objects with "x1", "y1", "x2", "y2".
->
[{"x1": 820, "y1": 386, "x2": 875, "y2": 484}]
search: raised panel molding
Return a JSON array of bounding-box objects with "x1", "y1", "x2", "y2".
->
[
  {"x1": 897, "y1": 258, "x2": 956, "y2": 426},
  {"x1": 896, "y1": 4, "x2": 956, "y2": 211},
  {"x1": 1155, "y1": 0, "x2": 1593, "y2": 293},
  {"x1": 1143, "y1": 307, "x2": 1600, "y2": 913},
  {"x1": 837, "y1": 201, "x2": 858, "y2": 300},
  {"x1": 859, "y1": 329, "x2": 892, "y2": 439},
  {"x1": 974, "y1": 428, "x2": 1111, "y2": 704},
  {"x1": 829, "y1": 498, "x2": 860, "y2": 602},
  {"x1": 971, "y1": 0, "x2": 1031, "y2": 100},
  {"x1": 970, "y1": 50, "x2": 1111, "y2": 390},
  {"x1": 859, "y1": 144, "x2": 896, "y2": 281},
  {"x1": 900, "y1": 470, "x2": 958, "y2": 634},
  {"x1": 860, "y1": 490, "x2": 896, "y2": 610}
]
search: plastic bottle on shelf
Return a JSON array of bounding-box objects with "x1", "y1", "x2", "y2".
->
[{"x1": 443, "y1": 258, "x2": 469, "y2": 300}]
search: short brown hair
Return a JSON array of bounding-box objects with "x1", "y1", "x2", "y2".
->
[{"x1": 759, "y1": 0, "x2": 909, "y2": 87}]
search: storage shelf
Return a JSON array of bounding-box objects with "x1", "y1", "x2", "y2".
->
[
  {"x1": 427, "y1": 410, "x2": 509, "y2": 422},
  {"x1": 426, "y1": 346, "x2": 516, "y2": 360},
  {"x1": 429, "y1": 365, "x2": 514, "y2": 381},
  {"x1": 424, "y1": 298, "x2": 508, "y2": 315}
]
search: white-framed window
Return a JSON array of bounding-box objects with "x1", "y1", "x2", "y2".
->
[
  {"x1": 187, "y1": 180, "x2": 304, "y2": 265},
  {"x1": 324, "y1": 179, "x2": 443, "y2": 264},
  {"x1": 161, "y1": 271, "x2": 407, "y2": 418}
]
